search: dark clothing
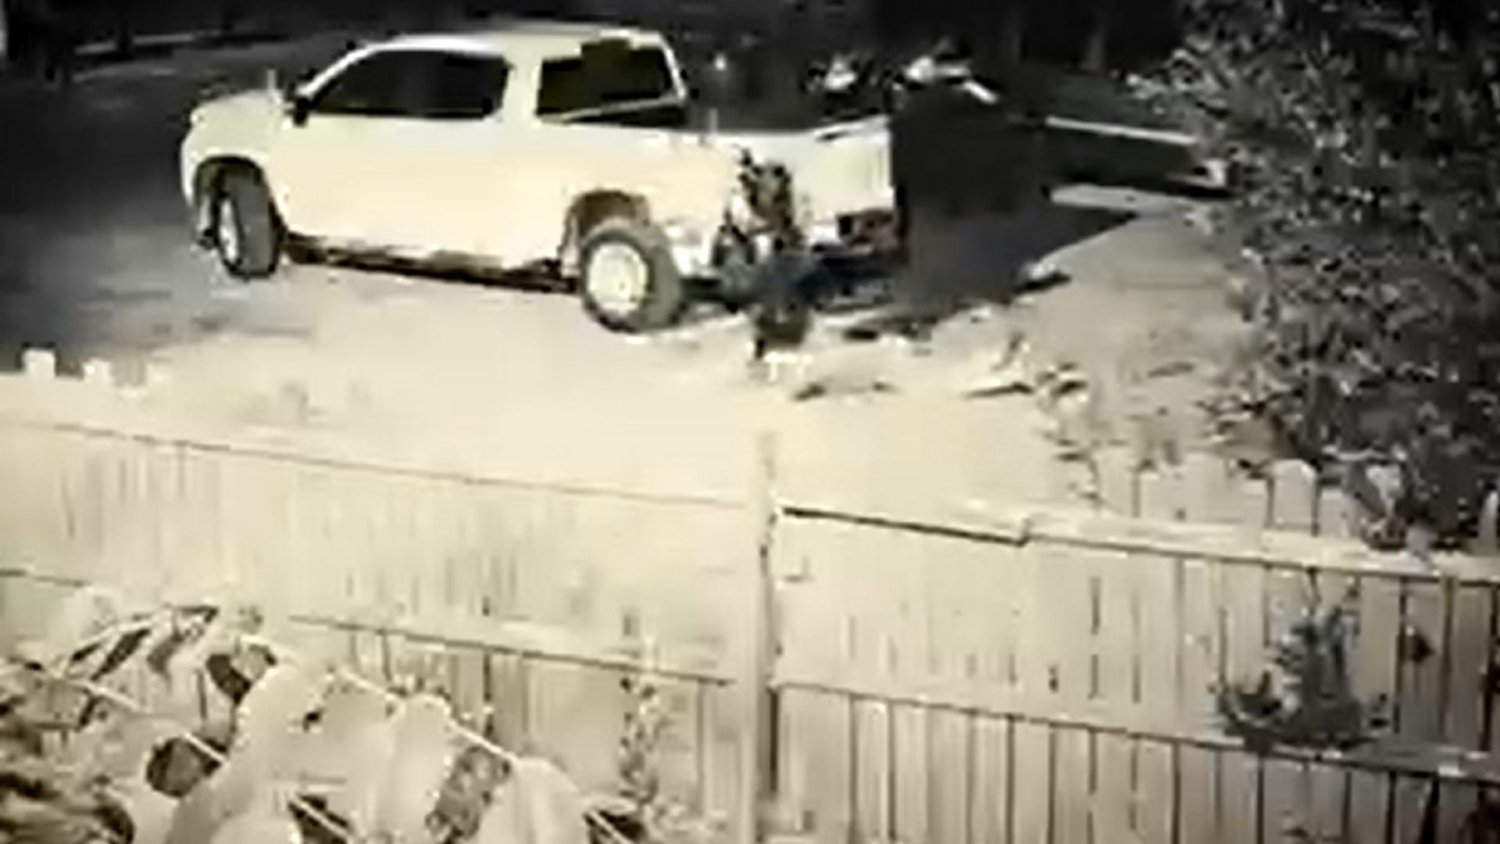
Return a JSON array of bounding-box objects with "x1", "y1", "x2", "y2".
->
[
  {"x1": 884, "y1": 76, "x2": 1057, "y2": 322},
  {"x1": 889, "y1": 80, "x2": 1051, "y2": 218}
]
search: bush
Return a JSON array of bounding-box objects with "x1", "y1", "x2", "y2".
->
[{"x1": 1138, "y1": 0, "x2": 1500, "y2": 544}]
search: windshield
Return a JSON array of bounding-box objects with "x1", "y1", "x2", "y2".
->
[{"x1": 536, "y1": 43, "x2": 678, "y2": 117}]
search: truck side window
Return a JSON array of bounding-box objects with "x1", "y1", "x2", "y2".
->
[
  {"x1": 536, "y1": 45, "x2": 674, "y2": 116},
  {"x1": 311, "y1": 50, "x2": 508, "y2": 120},
  {"x1": 418, "y1": 53, "x2": 510, "y2": 120},
  {"x1": 311, "y1": 51, "x2": 423, "y2": 117}
]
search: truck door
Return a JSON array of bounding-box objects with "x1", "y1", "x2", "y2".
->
[{"x1": 271, "y1": 48, "x2": 510, "y2": 256}]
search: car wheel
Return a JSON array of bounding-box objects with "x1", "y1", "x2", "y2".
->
[
  {"x1": 213, "y1": 168, "x2": 281, "y2": 279},
  {"x1": 578, "y1": 218, "x2": 686, "y2": 333}
]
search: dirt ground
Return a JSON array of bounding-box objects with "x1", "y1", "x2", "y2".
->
[{"x1": 109, "y1": 185, "x2": 1240, "y2": 521}]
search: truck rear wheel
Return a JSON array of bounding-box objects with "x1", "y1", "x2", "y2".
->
[{"x1": 579, "y1": 219, "x2": 685, "y2": 333}]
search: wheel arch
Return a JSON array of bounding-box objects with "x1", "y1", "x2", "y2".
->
[
  {"x1": 559, "y1": 190, "x2": 652, "y2": 275},
  {"x1": 190, "y1": 156, "x2": 271, "y2": 243}
]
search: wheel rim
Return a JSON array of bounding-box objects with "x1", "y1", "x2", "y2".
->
[
  {"x1": 585, "y1": 243, "x2": 650, "y2": 318},
  {"x1": 216, "y1": 194, "x2": 241, "y2": 266}
]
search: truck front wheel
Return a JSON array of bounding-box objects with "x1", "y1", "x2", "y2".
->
[
  {"x1": 212, "y1": 168, "x2": 282, "y2": 279},
  {"x1": 579, "y1": 219, "x2": 686, "y2": 333}
]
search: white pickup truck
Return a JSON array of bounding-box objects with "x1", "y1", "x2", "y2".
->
[{"x1": 179, "y1": 19, "x2": 895, "y2": 331}]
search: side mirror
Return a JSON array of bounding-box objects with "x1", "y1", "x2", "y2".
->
[{"x1": 285, "y1": 94, "x2": 311, "y2": 127}]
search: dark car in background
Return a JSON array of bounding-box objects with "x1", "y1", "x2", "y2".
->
[{"x1": 1028, "y1": 64, "x2": 1230, "y2": 194}]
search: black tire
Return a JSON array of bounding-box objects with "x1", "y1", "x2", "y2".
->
[
  {"x1": 578, "y1": 218, "x2": 686, "y2": 333},
  {"x1": 212, "y1": 167, "x2": 281, "y2": 279}
]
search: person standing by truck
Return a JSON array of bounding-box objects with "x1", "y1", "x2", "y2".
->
[{"x1": 862, "y1": 35, "x2": 1056, "y2": 340}]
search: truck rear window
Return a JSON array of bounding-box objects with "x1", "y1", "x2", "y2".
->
[{"x1": 536, "y1": 44, "x2": 675, "y2": 116}]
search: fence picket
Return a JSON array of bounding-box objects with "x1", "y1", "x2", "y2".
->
[
  {"x1": 1138, "y1": 466, "x2": 1184, "y2": 524},
  {"x1": 1012, "y1": 721, "x2": 1051, "y2": 844},
  {"x1": 1054, "y1": 728, "x2": 1090, "y2": 844},
  {"x1": 1353, "y1": 575, "x2": 1402, "y2": 731},
  {"x1": 934, "y1": 538, "x2": 988, "y2": 844},
  {"x1": 1092, "y1": 732, "x2": 1131, "y2": 842},
  {"x1": 1438, "y1": 781, "x2": 1479, "y2": 844},
  {"x1": 704, "y1": 685, "x2": 741, "y2": 844},
  {"x1": 1474, "y1": 490, "x2": 1500, "y2": 557},
  {"x1": 1052, "y1": 547, "x2": 1095, "y2": 722},
  {"x1": 929, "y1": 707, "x2": 971, "y2": 844},
  {"x1": 1239, "y1": 476, "x2": 1271, "y2": 534},
  {"x1": 486, "y1": 651, "x2": 530, "y2": 750},
  {"x1": 1446, "y1": 584, "x2": 1493, "y2": 755},
  {"x1": 1135, "y1": 460, "x2": 1180, "y2": 844},
  {"x1": 1013, "y1": 544, "x2": 1052, "y2": 715},
  {"x1": 1091, "y1": 551, "x2": 1135, "y2": 711},
  {"x1": 1389, "y1": 776, "x2": 1430, "y2": 844},
  {"x1": 1261, "y1": 758, "x2": 1309, "y2": 843},
  {"x1": 1346, "y1": 769, "x2": 1390, "y2": 844},
  {"x1": 450, "y1": 647, "x2": 487, "y2": 733},
  {"x1": 1184, "y1": 451, "x2": 1239, "y2": 526},
  {"x1": 1091, "y1": 556, "x2": 1135, "y2": 842},
  {"x1": 1218, "y1": 558, "x2": 1266, "y2": 844},
  {"x1": 1308, "y1": 762, "x2": 1348, "y2": 844},
  {"x1": 892, "y1": 701, "x2": 930, "y2": 844},
  {"x1": 890, "y1": 533, "x2": 931, "y2": 844},
  {"x1": 969, "y1": 715, "x2": 1010, "y2": 844},
  {"x1": 1397, "y1": 580, "x2": 1445, "y2": 744},
  {"x1": 1215, "y1": 750, "x2": 1258, "y2": 844},
  {"x1": 1135, "y1": 741, "x2": 1173, "y2": 844},
  {"x1": 850, "y1": 700, "x2": 893, "y2": 844},
  {"x1": 1316, "y1": 486, "x2": 1359, "y2": 540},
  {"x1": 1264, "y1": 567, "x2": 1314, "y2": 660},
  {"x1": 1096, "y1": 447, "x2": 1137, "y2": 517},
  {"x1": 1177, "y1": 559, "x2": 1220, "y2": 844},
  {"x1": 1270, "y1": 460, "x2": 1317, "y2": 535},
  {"x1": 795, "y1": 689, "x2": 855, "y2": 843}
]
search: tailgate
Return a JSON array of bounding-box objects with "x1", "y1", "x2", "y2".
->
[{"x1": 792, "y1": 117, "x2": 894, "y2": 223}]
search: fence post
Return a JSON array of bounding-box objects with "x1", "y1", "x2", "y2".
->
[{"x1": 737, "y1": 430, "x2": 779, "y2": 844}]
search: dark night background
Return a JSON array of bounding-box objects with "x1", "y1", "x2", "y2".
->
[{"x1": 4, "y1": 0, "x2": 1185, "y2": 75}]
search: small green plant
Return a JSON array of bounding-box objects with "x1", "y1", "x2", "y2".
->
[
  {"x1": 1217, "y1": 599, "x2": 1390, "y2": 753},
  {"x1": 611, "y1": 639, "x2": 722, "y2": 844}
]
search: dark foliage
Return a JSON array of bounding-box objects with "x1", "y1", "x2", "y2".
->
[{"x1": 1141, "y1": 0, "x2": 1500, "y2": 543}]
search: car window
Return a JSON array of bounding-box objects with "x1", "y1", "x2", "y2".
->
[
  {"x1": 1045, "y1": 70, "x2": 1180, "y2": 131},
  {"x1": 312, "y1": 51, "x2": 425, "y2": 117},
  {"x1": 311, "y1": 50, "x2": 509, "y2": 120},
  {"x1": 419, "y1": 52, "x2": 510, "y2": 119},
  {"x1": 536, "y1": 43, "x2": 675, "y2": 117}
]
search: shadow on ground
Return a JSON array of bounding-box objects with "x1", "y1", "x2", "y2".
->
[{"x1": 836, "y1": 201, "x2": 1138, "y2": 340}]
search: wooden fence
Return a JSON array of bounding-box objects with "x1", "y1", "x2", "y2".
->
[
  {"x1": 3, "y1": 366, "x2": 1500, "y2": 843},
  {"x1": 769, "y1": 503, "x2": 1500, "y2": 844}
]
